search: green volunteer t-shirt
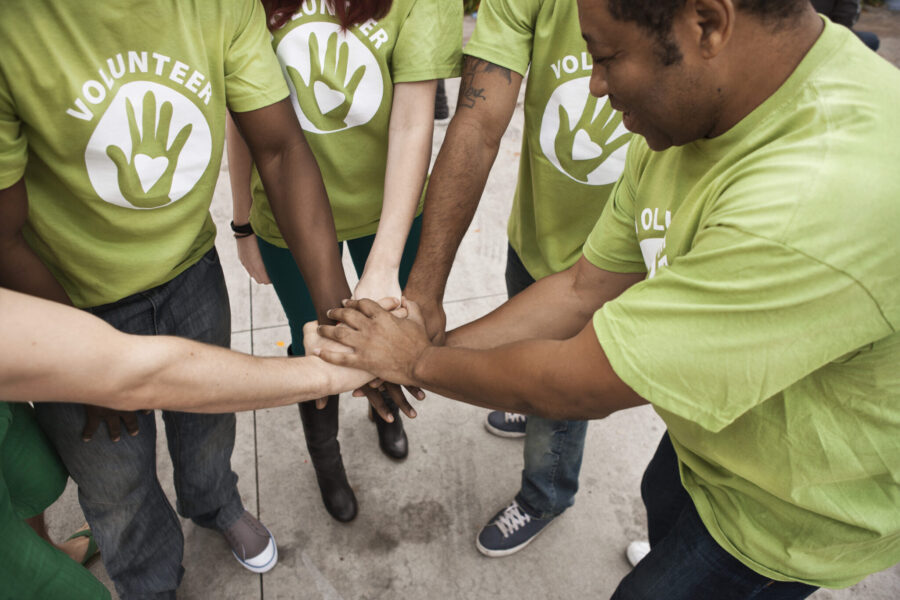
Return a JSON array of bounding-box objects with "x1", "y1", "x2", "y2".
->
[
  {"x1": 464, "y1": 0, "x2": 632, "y2": 280},
  {"x1": 249, "y1": 0, "x2": 462, "y2": 246},
  {"x1": 585, "y1": 21, "x2": 900, "y2": 587},
  {"x1": 0, "y1": 0, "x2": 288, "y2": 308}
]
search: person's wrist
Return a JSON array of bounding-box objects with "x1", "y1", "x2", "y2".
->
[
  {"x1": 230, "y1": 220, "x2": 254, "y2": 239},
  {"x1": 410, "y1": 343, "x2": 437, "y2": 387}
]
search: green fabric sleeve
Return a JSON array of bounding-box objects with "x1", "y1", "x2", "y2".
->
[
  {"x1": 462, "y1": 0, "x2": 540, "y2": 76},
  {"x1": 224, "y1": 0, "x2": 290, "y2": 113},
  {"x1": 593, "y1": 225, "x2": 893, "y2": 432},
  {"x1": 392, "y1": 0, "x2": 463, "y2": 83},
  {"x1": 582, "y1": 139, "x2": 648, "y2": 274},
  {"x1": 0, "y1": 69, "x2": 26, "y2": 189}
]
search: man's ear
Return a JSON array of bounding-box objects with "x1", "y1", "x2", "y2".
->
[{"x1": 687, "y1": 0, "x2": 734, "y2": 59}]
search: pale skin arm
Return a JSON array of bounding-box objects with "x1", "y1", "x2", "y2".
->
[
  {"x1": 225, "y1": 112, "x2": 270, "y2": 285},
  {"x1": 316, "y1": 298, "x2": 647, "y2": 421},
  {"x1": 353, "y1": 80, "x2": 438, "y2": 302},
  {"x1": 402, "y1": 57, "x2": 524, "y2": 342},
  {"x1": 0, "y1": 180, "x2": 145, "y2": 440},
  {"x1": 0, "y1": 288, "x2": 372, "y2": 412}
]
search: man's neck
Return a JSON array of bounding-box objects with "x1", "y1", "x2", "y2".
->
[{"x1": 710, "y1": 9, "x2": 825, "y2": 137}]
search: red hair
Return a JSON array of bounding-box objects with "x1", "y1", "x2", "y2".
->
[{"x1": 261, "y1": 0, "x2": 393, "y2": 31}]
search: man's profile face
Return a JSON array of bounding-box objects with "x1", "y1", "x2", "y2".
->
[{"x1": 577, "y1": 0, "x2": 719, "y2": 151}]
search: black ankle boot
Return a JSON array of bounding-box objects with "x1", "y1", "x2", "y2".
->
[
  {"x1": 298, "y1": 396, "x2": 358, "y2": 522},
  {"x1": 373, "y1": 391, "x2": 408, "y2": 460}
]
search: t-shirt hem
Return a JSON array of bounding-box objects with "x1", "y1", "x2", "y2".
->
[
  {"x1": 685, "y1": 481, "x2": 868, "y2": 589},
  {"x1": 228, "y1": 88, "x2": 290, "y2": 114},
  {"x1": 581, "y1": 250, "x2": 647, "y2": 275},
  {"x1": 463, "y1": 44, "x2": 529, "y2": 77},
  {"x1": 393, "y1": 63, "x2": 462, "y2": 83},
  {"x1": 0, "y1": 166, "x2": 26, "y2": 190}
]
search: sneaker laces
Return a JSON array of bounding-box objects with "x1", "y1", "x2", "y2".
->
[
  {"x1": 494, "y1": 502, "x2": 532, "y2": 538},
  {"x1": 504, "y1": 412, "x2": 526, "y2": 424}
]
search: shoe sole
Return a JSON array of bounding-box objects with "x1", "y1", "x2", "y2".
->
[
  {"x1": 475, "y1": 526, "x2": 547, "y2": 558},
  {"x1": 232, "y1": 528, "x2": 279, "y2": 574},
  {"x1": 484, "y1": 420, "x2": 526, "y2": 439}
]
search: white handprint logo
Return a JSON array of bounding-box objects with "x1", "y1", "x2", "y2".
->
[
  {"x1": 85, "y1": 82, "x2": 212, "y2": 210},
  {"x1": 277, "y1": 22, "x2": 383, "y2": 135},
  {"x1": 539, "y1": 77, "x2": 631, "y2": 186}
]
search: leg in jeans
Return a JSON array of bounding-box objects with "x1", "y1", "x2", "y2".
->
[
  {"x1": 505, "y1": 245, "x2": 588, "y2": 518},
  {"x1": 35, "y1": 249, "x2": 242, "y2": 600},
  {"x1": 151, "y1": 251, "x2": 243, "y2": 532},
  {"x1": 612, "y1": 433, "x2": 818, "y2": 600},
  {"x1": 641, "y1": 432, "x2": 690, "y2": 546},
  {"x1": 0, "y1": 402, "x2": 111, "y2": 600}
]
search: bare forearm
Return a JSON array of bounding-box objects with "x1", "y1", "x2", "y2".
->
[
  {"x1": 412, "y1": 328, "x2": 643, "y2": 420},
  {"x1": 404, "y1": 58, "x2": 523, "y2": 303},
  {"x1": 448, "y1": 259, "x2": 644, "y2": 349},
  {"x1": 226, "y1": 113, "x2": 254, "y2": 224},
  {"x1": 124, "y1": 340, "x2": 367, "y2": 413},
  {"x1": 362, "y1": 81, "x2": 435, "y2": 278},
  {"x1": 0, "y1": 289, "x2": 368, "y2": 411},
  {"x1": 232, "y1": 102, "x2": 351, "y2": 321},
  {"x1": 258, "y1": 141, "x2": 350, "y2": 318}
]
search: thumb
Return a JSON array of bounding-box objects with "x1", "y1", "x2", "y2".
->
[
  {"x1": 376, "y1": 296, "x2": 401, "y2": 311},
  {"x1": 401, "y1": 296, "x2": 424, "y2": 326}
]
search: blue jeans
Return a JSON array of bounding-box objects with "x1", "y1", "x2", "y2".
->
[
  {"x1": 505, "y1": 245, "x2": 588, "y2": 518},
  {"x1": 612, "y1": 433, "x2": 818, "y2": 599},
  {"x1": 34, "y1": 248, "x2": 245, "y2": 600}
]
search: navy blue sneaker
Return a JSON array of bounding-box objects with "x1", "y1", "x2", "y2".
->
[
  {"x1": 484, "y1": 411, "x2": 527, "y2": 438},
  {"x1": 476, "y1": 500, "x2": 554, "y2": 557}
]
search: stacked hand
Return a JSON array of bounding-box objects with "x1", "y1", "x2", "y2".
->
[
  {"x1": 305, "y1": 297, "x2": 426, "y2": 421},
  {"x1": 314, "y1": 298, "x2": 432, "y2": 389}
]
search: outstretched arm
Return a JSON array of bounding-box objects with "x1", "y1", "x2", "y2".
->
[
  {"x1": 0, "y1": 288, "x2": 372, "y2": 412},
  {"x1": 402, "y1": 57, "x2": 524, "y2": 341},
  {"x1": 354, "y1": 80, "x2": 437, "y2": 302},
  {"x1": 316, "y1": 298, "x2": 646, "y2": 421},
  {"x1": 231, "y1": 99, "x2": 351, "y2": 323},
  {"x1": 447, "y1": 256, "x2": 643, "y2": 350}
]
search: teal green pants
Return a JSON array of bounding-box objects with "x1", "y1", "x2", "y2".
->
[
  {"x1": 257, "y1": 215, "x2": 422, "y2": 352},
  {"x1": 0, "y1": 402, "x2": 110, "y2": 600}
]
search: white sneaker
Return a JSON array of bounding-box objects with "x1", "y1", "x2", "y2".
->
[
  {"x1": 223, "y1": 511, "x2": 279, "y2": 574},
  {"x1": 626, "y1": 540, "x2": 651, "y2": 567}
]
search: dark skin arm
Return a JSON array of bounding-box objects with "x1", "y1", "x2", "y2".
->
[
  {"x1": 0, "y1": 179, "x2": 142, "y2": 441},
  {"x1": 448, "y1": 256, "x2": 644, "y2": 349},
  {"x1": 316, "y1": 298, "x2": 646, "y2": 421},
  {"x1": 0, "y1": 179, "x2": 71, "y2": 303},
  {"x1": 402, "y1": 57, "x2": 524, "y2": 342},
  {"x1": 230, "y1": 99, "x2": 351, "y2": 324},
  {"x1": 230, "y1": 99, "x2": 412, "y2": 420}
]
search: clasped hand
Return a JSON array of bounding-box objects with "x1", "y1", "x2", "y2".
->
[
  {"x1": 308, "y1": 297, "x2": 432, "y2": 407},
  {"x1": 304, "y1": 297, "x2": 428, "y2": 421}
]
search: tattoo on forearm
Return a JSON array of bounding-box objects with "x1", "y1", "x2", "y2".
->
[{"x1": 457, "y1": 57, "x2": 514, "y2": 110}]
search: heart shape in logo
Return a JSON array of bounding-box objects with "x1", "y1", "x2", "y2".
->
[
  {"x1": 133, "y1": 154, "x2": 169, "y2": 193},
  {"x1": 572, "y1": 129, "x2": 604, "y2": 161},
  {"x1": 314, "y1": 81, "x2": 346, "y2": 115}
]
